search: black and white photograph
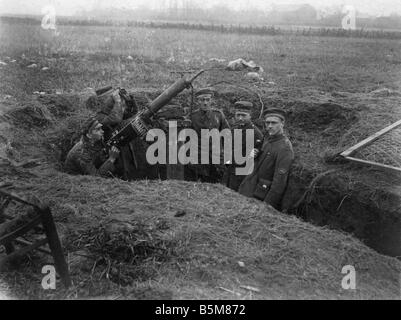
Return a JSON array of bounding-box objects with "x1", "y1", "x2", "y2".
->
[{"x1": 0, "y1": 0, "x2": 400, "y2": 302}]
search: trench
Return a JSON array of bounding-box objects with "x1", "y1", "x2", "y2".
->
[
  {"x1": 3, "y1": 90, "x2": 400, "y2": 258},
  {"x1": 282, "y1": 167, "x2": 401, "y2": 258}
]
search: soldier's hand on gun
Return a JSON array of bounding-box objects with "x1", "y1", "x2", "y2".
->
[
  {"x1": 249, "y1": 148, "x2": 259, "y2": 158},
  {"x1": 112, "y1": 90, "x2": 121, "y2": 103},
  {"x1": 108, "y1": 146, "x2": 120, "y2": 162},
  {"x1": 182, "y1": 118, "x2": 192, "y2": 128}
]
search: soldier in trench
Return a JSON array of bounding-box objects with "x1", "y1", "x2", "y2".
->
[
  {"x1": 222, "y1": 100, "x2": 263, "y2": 191},
  {"x1": 187, "y1": 88, "x2": 231, "y2": 182},
  {"x1": 86, "y1": 86, "x2": 158, "y2": 180},
  {"x1": 238, "y1": 108, "x2": 294, "y2": 210},
  {"x1": 64, "y1": 117, "x2": 120, "y2": 177}
]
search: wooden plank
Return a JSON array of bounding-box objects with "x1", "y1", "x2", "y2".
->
[
  {"x1": 166, "y1": 126, "x2": 185, "y2": 180},
  {"x1": 40, "y1": 208, "x2": 71, "y2": 287},
  {"x1": 0, "y1": 182, "x2": 13, "y2": 189},
  {"x1": 0, "y1": 215, "x2": 42, "y2": 244},
  {"x1": 0, "y1": 199, "x2": 11, "y2": 221},
  {"x1": 0, "y1": 198, "x2": 11, "y2": 213},
  {"x1": 166, "y1": 164, "x2": 185, "y2": 180},
  {"x1": 14, "y1": 238, "x2": 51, "y2": 255},
  {"x1": 341, "y1": 119, "x2": 401, "y2": 157},
  {"x1": 1, "y1": 213, "x2": 13, "y2": 220},
  {"x1": 0, "y1": 238, "x2": 48, "y2": 269},
  {"x1": 344, "y1": 156, "x2": 401, "y2": 173},
  {"x1": 0, "y1": 189, "x2": 41, "y2": 209}
]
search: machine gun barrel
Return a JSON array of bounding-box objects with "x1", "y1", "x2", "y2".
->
[
  {"x1": 141, "y1": 69, "x2": 205, "y2": 120},
  {"x1": 106, "y1": 69, "x2": 204, "y2": 148}
]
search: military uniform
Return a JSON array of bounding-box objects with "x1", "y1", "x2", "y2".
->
[
  {"x1": 92, "y1": 88, "x2": 156, "y2": 181},
  {"x1": 238, "y1": 107, "x2": 293, "y2": 210},
  {"x1": 64, "y1": 138, "x2": 115, "y2": 177},
  {"x1": 94, "y1": 89, "x2": 126, "y2": 141},
  {"x1": 188, "y1": 107, "x2": 230, "y2": 182},
  {"x1": 190, "y1": 108, "x2": 230, "y2": 133},
  {"x1": 238, "y1": 133, "x2": 293, "y2": 210},
  {"x1": 223, "y1": 121, "x2": 263, "y2": 191}
]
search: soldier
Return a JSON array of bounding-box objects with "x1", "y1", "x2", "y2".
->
[
  {"x1": 238, "y1": 108, "x2": 294, "y2": 210},
  {"x1": 222, "y1": 101, "x2": 263, "y2": 191},
  {"x1": 64, "y1": 118, "x2": 120, "y2": 177},
  {"x1": 190, "y1": 88, "x2": 230, "y2": 132},
  {"x1": 88, "y1": 86, "x2": 158, "y2": 181},
  {"x1": 91, "y1": 86, "x2": 138, "y2": 141},
  {"x1": 188, "y1": 88, "x2": 230, "y2": 182}
]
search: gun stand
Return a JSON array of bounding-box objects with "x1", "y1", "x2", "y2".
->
[
  {"x1": 0, "y1": 185, "x2": 71, "y2": 288},
  {"x1": 166, "y1": 120, "x2": 185, "y2": 180}
]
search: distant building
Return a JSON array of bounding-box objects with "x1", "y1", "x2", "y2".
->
[{"x1": 268, "y1": 3, "x2": 317, "y2": 25}]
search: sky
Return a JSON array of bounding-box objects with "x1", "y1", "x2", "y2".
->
[{"x1": 1, "y1": 0, "x2": 401, "y2": 17}]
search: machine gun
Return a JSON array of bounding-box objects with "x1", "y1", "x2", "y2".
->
[{"x1": 105, "y1": 70, "x2": 204, "y2": 148}]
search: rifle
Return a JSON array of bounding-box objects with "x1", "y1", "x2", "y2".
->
[{"x1": 106, "y1": 69, "x2": 205, "y2": 148}]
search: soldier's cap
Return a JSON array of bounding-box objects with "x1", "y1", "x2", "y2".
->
[
  {"x1": 82, "y1": 117, "x2": 102, "y2": 136},
  {"x1": 234, "y1": 101, "x2": 253, "y2": 113},
  {"x1": 95, "y1": 85, "x2": 113, "y2": 97},
  {"x1": 195, "y1": 88, "x2": 215, "y2": 98},
  {"x1": 263, "y1": 108, "x2": 286, "y2": 121}
]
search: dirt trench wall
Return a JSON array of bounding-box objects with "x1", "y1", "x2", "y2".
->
[
  {"x1": 4, "y1": 89, "x2": 400, "y2": 257},
  {"x1": 284, "y1": 169, "x2": 401, "y2": 257}
]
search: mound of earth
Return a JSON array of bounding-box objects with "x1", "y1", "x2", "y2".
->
[
  {"x1": 285, "y1": 102, "x2": 357, "y2": 132},
  {"x1": 2, "y1": 88, "x2": 401, "y2": 251},
  {"x1": 369, "y1": 88, "x2": 401, "y2": 97},
  {"x1": 291, "y1": 168, "x2": 401, "y2": 256},
  {"x1": 36, "y1": 93, "x2": 82, "y2": 118},
  {"x1": 0, "y1": 170, "x2": 400, "y2": 300},
  {"x1": 1, "y1": 88, "x2": 400, "y2": 299},
  {"x1": 6, "y1": 102, "x2": 54, "y2": 128}
]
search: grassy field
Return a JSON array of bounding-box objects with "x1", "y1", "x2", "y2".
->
[
  {"x1": 2, "y1": 21, "x2": 401, "y2": 158},
  {"x1": 0, "y1": 21, "x2": 401, "y2": 299},
  {"x1": 1, "y1": 22, "x2": 401, "y2": 96}
]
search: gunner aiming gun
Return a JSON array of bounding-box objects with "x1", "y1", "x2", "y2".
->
[{"x1": 106, "y1": 69, "x2": 205, "y2": 148}]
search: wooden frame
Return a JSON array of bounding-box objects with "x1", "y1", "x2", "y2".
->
[
  {"x1": 340, "y1": 119, "x2": 401, "y2": 173},
  {"x1": 0, "y1": 187, "x2": 71, "y2": 288},
  {"x1": 166, "y1": 123, "x2": 186, "y2": 180}
]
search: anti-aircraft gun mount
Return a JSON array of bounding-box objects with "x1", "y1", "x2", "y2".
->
[{"x1": 106, "y1": 69, "x2": 205, "y2": 148}]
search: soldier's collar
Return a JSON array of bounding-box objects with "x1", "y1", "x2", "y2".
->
[
  {"x1": 266, "y1": 133, "x2": 285, "y2": 142},
  {"x1": 82, "y1": 136, "x2": 101, "y2": 148}
]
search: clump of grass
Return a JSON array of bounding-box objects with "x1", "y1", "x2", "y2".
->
[
  {"x1": 0, "y1": 173, "x2": 399, "y2": 299},
  {"x1": 1, "y1": 21, "x2": 401, "y2": 300},
  {"x1": 45, "y1": 108, "x2": 95, "y2": 164}
]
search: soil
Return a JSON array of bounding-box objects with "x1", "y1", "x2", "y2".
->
[{"x1": 0, "y1": 83, "x2": 400, "y2": 299}]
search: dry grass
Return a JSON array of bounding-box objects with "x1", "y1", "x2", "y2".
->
[
  {"x1": 2, "y1": 21, "x2": 400, "y2": 171},
  {"x1": 1, "y1": 22, "x2": 401, "y2": 97},
  {"x1": 1, "y1": 21, "x2": 401, "y2": 300},
  {"x1": 0, "y1": 171, "x2": 399, "y2": 299}
]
